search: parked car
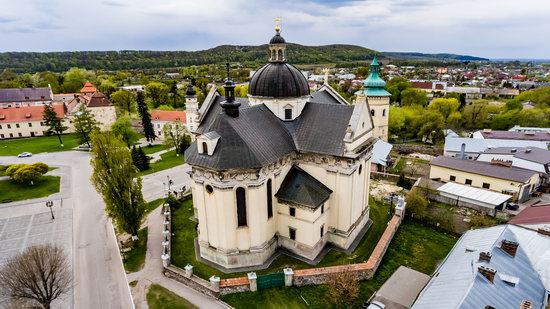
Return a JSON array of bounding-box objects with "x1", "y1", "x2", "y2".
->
[
  {"x1": 506, "y1": 202, "x2": 519, "y2": 210},
  {"x1": 17, "y1": 152, "x2": 32, "y2": 158},
  {"x1": 366, "y1": 301, "x2": 386, "y2": 309}
]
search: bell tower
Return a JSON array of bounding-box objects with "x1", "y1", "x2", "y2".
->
[{"x1": 269, "y1": 18, "x2": 287, "y2": 62}]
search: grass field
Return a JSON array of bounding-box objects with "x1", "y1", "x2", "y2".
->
[
  {"x1": 146, "y1": 284, "x2": 198, "y2": 309},
  {"x1": 145, "y1": 198, "x2": 165, "y2": 215},
  {"x1": 0, "y1": 176, "x2": 60, "y2": 202},
  {"x1": 222, "y1": 220, "x2": 457, "y2": 308},
  {"x1": 141, "y1": 144, "x2": 166, "y2": 155},
  {"x1": 0, "y1": 134, "x2": 80, "y2": 156},
  {"x1": 123, "y1": 227, "x2": 148, "y2": 273},
  {"x1": 171, "y1": 198, "x2": 392, "y2": 280},
  {"x1": 140, "y1": 150, "x2": 185, "y2": 176}
]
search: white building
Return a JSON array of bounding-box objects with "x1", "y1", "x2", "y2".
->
[
  {"x1": 477, "y1": 147, "x2": 550, "y2": 184},
  {"x1": 472, "y1": 129, "x2": 550, "y2": 147},
  {"x1": 151, "y1": 110, "x2": 186, "y2": 140},
  {"x1": 183, "y1": 27, "x2": 388, "y2": 270}
]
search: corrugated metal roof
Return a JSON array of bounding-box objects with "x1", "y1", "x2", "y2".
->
[
  {"x1": 481, "y1": 147, "x2": 550, "y2": 164},
  {"x1": 413, "y1": 225, "x2": 550, "y2": 309},
  {"x1": 437, "y1": 182, "x2": 511, "y2": 207},
  {"x1": 372, "y1": 139, "x2": 393, "y2": 166},
  {"x1": 479, "y1": 130, "x2": 550, "y2": 142},
  {"x1": 0, "y1": 87, "x2": 52, "y2": 103},
  {"x1": 444, "y1": 136, "x2": 548, "y2": 153}
]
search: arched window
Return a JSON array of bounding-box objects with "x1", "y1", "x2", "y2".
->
[
  {"x1": 236, "y1": 187, "x2": 247, "y2": 227},
  {"x1": 382, "y1": 109, "x2": 386, "y2": 116},
  {"x1": 267, "y1": 179, "x2": 273, "y2": 218},
  {"x1": 277, "y1": 49, "x2": 283, "y2": 61},
  {"x1": 202, "y1": 142, "x2": 208, "y2": 154},
  {"x1": 371, "y1": 109, "x2": 375, "y2": 116}
]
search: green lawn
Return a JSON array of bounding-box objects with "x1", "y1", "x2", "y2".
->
[
  {"x1": 0, "y1": 134, "x2": 80, "y2": 156},
  {"x1": 0, "y1": 176, "x2": 60, "y2": 202},
  {"x1": 222, "y1": 220, "x2": 457, "y2": 309},
  {"x1": 141, "y1": 144, "x2": 166, "y2": 155},
  {"x1": 171, "y1": 198, "x2": 392, "y2": 280},
  {"x1": 140, "y1": 150, "x2": 185, "y2": 176},
  {"x1": 389, "y1": 156, "x2": 405, "y2": 174},
  {"x1": 145, "y1": 198, "x2": 166, "y2": 215},
  {"x1": 123, "y1": 227, "x2": 148, "y2": 273},
  {"x1": 146, "y1": 284, "x2": 198, "y2": 309}
]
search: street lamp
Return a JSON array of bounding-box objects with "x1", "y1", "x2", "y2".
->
[{"x1": 46, "y1": 200, "x2": 55, "y2": 220}]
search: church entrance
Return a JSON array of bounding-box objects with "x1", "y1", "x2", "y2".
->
[{"x1": 257, "y1": 272, "x2": 285, "y2": 290}]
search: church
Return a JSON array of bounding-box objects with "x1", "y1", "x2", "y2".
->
[{"x1": 184, "y1": 25, "x2": 390, "y2": 270}]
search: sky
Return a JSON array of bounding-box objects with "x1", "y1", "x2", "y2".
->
[{"x1": 0, "y1": 0, "x2": 549, "y2": 58}]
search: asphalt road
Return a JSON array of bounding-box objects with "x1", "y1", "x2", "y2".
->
[
  {"x1": 0, "y1": 151, "x2": 134, "y2": 309},
  {"x1": 141, "y1": 164, "x2": 191, "y2": 202}
]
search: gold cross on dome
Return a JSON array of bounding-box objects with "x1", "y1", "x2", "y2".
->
[{"x1": 275, "y1": 17, "x2": 281, "y2": 32}]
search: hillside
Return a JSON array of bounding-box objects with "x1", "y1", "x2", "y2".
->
[
  {"x1": 0, "y1": 44, "x2": 487, "y2": 73},
  {"x1": 383, "y1": 51, "x2": 489, "y2": 62}
]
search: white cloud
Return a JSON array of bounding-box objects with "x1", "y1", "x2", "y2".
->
[{"x1": 0, "y1": 0, "x2": 548, "y2": 58}]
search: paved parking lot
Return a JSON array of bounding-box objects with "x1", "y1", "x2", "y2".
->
[{"x1": 0, "y1": 208, "x2": 73, "y2": 308}]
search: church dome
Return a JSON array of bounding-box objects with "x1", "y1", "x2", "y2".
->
[
  {"x1": 269, "y1": 33, "x2": 286, "y2": 44},
  {"x1": 248, "y1": 62, "x2": 310, "y2": 98}
]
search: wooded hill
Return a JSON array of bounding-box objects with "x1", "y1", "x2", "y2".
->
[{"x1": 0, "y1": 43, "x2": 488, "y2": 73}]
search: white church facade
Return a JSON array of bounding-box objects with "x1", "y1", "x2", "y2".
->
[{"x1": 184, "y1": 26, "x2": 390, "y2": 270}]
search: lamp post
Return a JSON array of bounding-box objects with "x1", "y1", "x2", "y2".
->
[{"x1": 46, "y1": 200, "x2": 55, "y2": 220}]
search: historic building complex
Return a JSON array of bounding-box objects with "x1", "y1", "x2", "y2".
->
[{"x1": 184, "y1": 26, "x2": 390, "y2": 269}]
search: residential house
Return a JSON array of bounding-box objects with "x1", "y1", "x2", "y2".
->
[
  {"x1": 413, "y1": 224, "x2": 550, "y2": 309},
  {"x1": 0, "y1": 104, "x2": 65, "y2": 139},
  {"x1": 443, "y1": 136, "x2": 547, "y2": 160},
  {"x1": 476, "y1": 147, "x2": 550, "y2": 184},
  {"x1": 150, "y1": 110, "x2": 186, "y2": 140},
  {"x1": 65, "y1": 83, "x2": 117, "y2": 131},
  {"x1": 472, "y1": 129, "x2": 550, "y2": 147},
  {"x1": 429, "y1": 156, "x2": 540, "y2": 202}
]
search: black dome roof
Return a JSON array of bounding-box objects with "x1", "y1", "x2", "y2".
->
[
  {"x1": 269, "y1": 33, "x2": 286, "y2": 44},
  {"x1": 248, "y1": 62, "x2": 310, "y2": 98}
]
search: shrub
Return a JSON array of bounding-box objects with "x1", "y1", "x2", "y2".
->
[
  {"x1": 13, "y1": 166, "x2": 43, "y2": 184},
  {"x1": 30, "y1": 163, "x2": 49, "y2": 174},
  {"x1": 5, "y1": 164, "x2": 26, "y2": 178},
  {"x1": 468, "y1": 215, "x2": 497, "y2": 228},
  {"x1": 406, "y1": 188, "x2": 429, "y2": 219}
]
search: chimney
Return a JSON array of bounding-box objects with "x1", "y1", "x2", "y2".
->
[
  {"x1": 520, "y1": 300, "x2": 532, "y2": 309},
  {"x1": 460, "y1": 143, "x2": 466, "y2": 160},
  {"x1": 500, "y1": 240, "x2": 519, "y2": 257},
  {"x1": 490, "y1": 159, "x2": 513, "y2": 167},
  {"x1": 478, "y1": 266, "x2": 497, "y2": 283},
  {"x1": 525, "y1": 148, "x2": 532, "y2": 153},
  {"x1": 479, "y1": 251, "x2": 492, "y2": 263},
  {"x1": 510, "y1": 148, "x2": 517, "y2": 153},
  {"x1": 537, "y1": 226, "x2": 550, "y2": 237}
]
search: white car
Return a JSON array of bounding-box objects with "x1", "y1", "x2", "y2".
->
[
  {"x1": 367, "y1": 301, "x2": 386, "y2": 309},
  {"x1": 17, "y1": 152, "x2": 33, "y2": 158}
]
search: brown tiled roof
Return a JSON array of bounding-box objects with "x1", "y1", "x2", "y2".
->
[
  {"x1": 480, "y1": 130, "x2": 550, "y2": 142},
  {"x1": 509, "y1": 204, "x2": 550, "y2": 225},
  {"x1": 430, "y1": 156, "x2": 537, "y2": 183},
  {"x1": 87, "y1": 92, "x2": 113, "y2": 107},
  {"x1": 0, "y1": 104, "x2": 65, "y2": 123},
  {"x1": 151, "y1": 110, "x2": 186, "y2": 123},
  {"x1": 411, "y1": 81, "x2": 432, "y2": 90}
]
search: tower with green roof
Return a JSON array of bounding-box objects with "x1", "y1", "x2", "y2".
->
[{"x1": 355, "y1": 55, "x2": 391, "y2": 141}]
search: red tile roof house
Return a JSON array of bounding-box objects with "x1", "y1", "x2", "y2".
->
[
  {"x1": 0, "y1": 103, "x2": 65, "y2": 139},
  {"x1": 64, "y1": 83, "x2": 117, "y2": 131},
  {"x1": 509, "y1": 203, "x2": 550, "y2": 225},
  {"x1": 150, "y1": 110, "x2": 186, "y2": 140}
]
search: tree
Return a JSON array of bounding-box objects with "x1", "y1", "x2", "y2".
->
[
  {"x1": 137, "y1": 92, "x2": 156, "y2": 143},
  {"x1": 63, "y1": 68, "x2": 95, "y2": 93},
  {"x1": 131, "y1": 146, "x2": 145, "y2": 171},
  {"x1": 406, "y1": 188, "x2": 429, "y2": 219},
  {"x1": 169, "y1": 81, "x2": 182, "y2": 108},
  {"x1": 428, "y1": 98, "x2": 460, "y2": 119},
  {"x1": 5, "y1": 164, "x2": 26, "y2": 178},
  {"x1": 145, "y1": 82, "x2": 169, "y2": 108},
  {"x1": 111, "y1": 117, "x2": 140, "y2": 148},
  {"x1": 30, "y1": 162, "x2": 49, "y2": 174},
  {"x1": 0, "y1": 244, "x2": 71, "y2": 309},
  {"x1": 388, "y1": 106, "x2": 406, "y2": 138},
  {"x1": 418, "y1": 111, "x2": 445, "y2": 145},
  {"x1": 138, "y1": 147, "x2": 150, "y2": 170},
  {"x1": 326, "y1": 266, "x2": 360, "y2": 307},
  {"x1": 73, "y1": 105, "x2": 100, "y2": 147},
  {"x1": 42, "y1": 104, "x2": 68, "y2": 147},
  {"x1": 90, "y1": 131, "x2": 146, "y2": 237},
  {"x1": 463, "y1": 100, "x2": 489, "y2": 130},
  {"x1": 163, "y1": 122, "x2": 188, "y2": 156},
  {"x1": 401, "y1": 88, "x2": 428, "y2": 106},
  {"x1": 385, "y1": 76, "x2": 411, "y2": 104},
  {"x1": 110, "y1": 89, "x2": 137, "y2": 116}
]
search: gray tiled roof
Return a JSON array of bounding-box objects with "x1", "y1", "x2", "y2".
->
[
  {"x1": 186, "y1": 92, "x2": 355, "y2": 171},
  {"x1": 480, "y1": 130, "x2": 550, "y2": 141},
  {"x1": 0, "y1": 87, "x2": 52, "y2": 103},
  {"x1": 309, "y1": 90, "x2": 343, "y2": 105},
  {"x1": 431, "y1": 156, "x2": 537, "y2": 183},
  {"x1": 275, "y1": 166, "x2": 332, "y2": 209}
]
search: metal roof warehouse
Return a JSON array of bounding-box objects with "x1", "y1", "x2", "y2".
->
[{"x1": 437, "y1": 182, "x2": 511, "y2": 210}]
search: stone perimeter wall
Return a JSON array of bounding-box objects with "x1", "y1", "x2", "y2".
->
[{"x1": 163, "y1": 212, "x2": 403, "y2": 296}]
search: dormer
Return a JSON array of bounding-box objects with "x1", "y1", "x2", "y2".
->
[{"x1": 197, "y1": 131, "x2": 220, "y2": 156}]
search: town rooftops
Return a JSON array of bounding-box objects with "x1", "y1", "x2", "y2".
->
[
  {"x1": 478, "y1": 130, "x2": 550, "y2": 142},
  {"x1": 509, "y1": 204, "x2": 550, "y2": 225},
  {"x1": 481, "y1": 147, "x2": 550, "y2": 164},
  {"x1": 430, "y1": 156, "x2": 537, "y2": 183},
  {"x1": 87, "y1": 92, "x2": 113, "y2": 108},
  {"x1": 0, "y1": 87, "x2": 53, "y2": 103},
  {"x1": 444, "y1": 136, "x2": 548, "y2": 154},
  {"x1": 80, "y1": 82, "x2": 97, "y2": 94},
  {"x1": 275, "y1": 166, "x2": 332, "y2": 209},
  {"x1": 0, "y1": 104, "x2": 65, "y2": 123},
  {"x1": 151, "y1": 110, "x2": 186, "y2": 123},
  {"x1": 412, "y1": 224, "x2": 550, "y2": 309}
]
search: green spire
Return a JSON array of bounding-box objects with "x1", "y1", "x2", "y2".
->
[{"x1": 355, "y1": 54, "x2": 392, "y2": 97}]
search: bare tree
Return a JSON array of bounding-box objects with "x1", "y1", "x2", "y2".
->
[
  {"x1": 0, "y1": 245, "x2": 71, "y2": 309},
  {"x1": 326, "y1": 266, "x2": 360, "y2": 307}
]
